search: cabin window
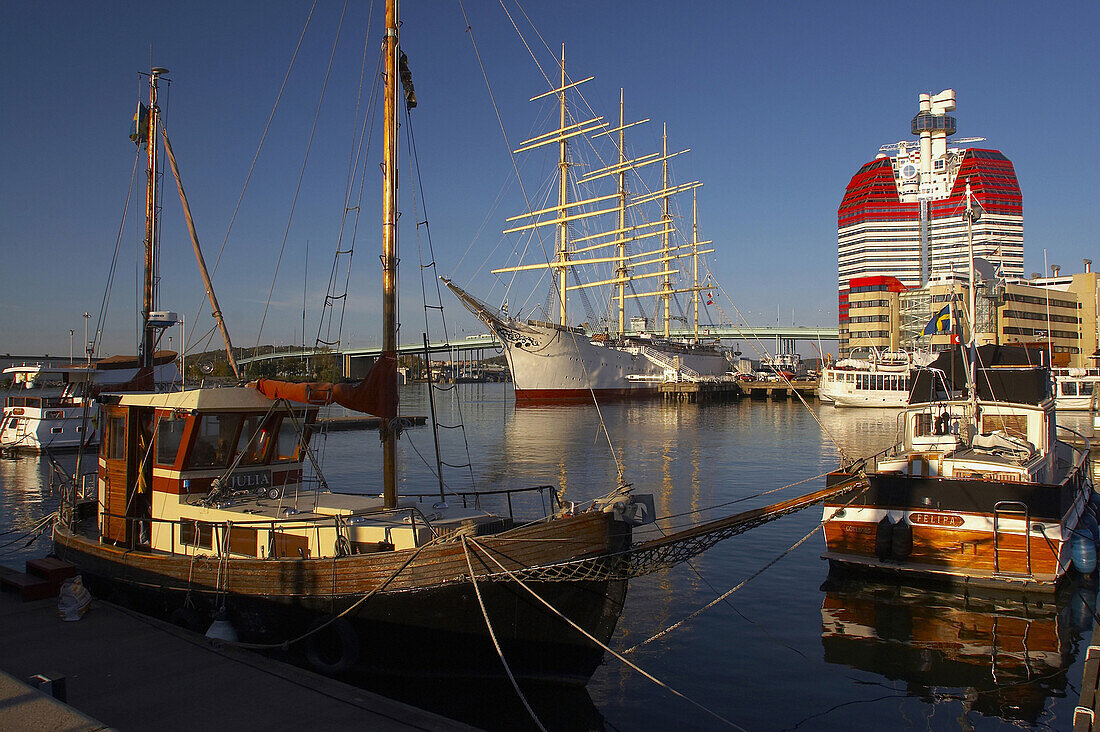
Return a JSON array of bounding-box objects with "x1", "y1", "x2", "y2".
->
[
  {"x1": 1082, "y1": 382, "x2": 1094, "y2": 395},
  {"x1": 179, "y1": 519, "x2": 213, "y2": 549},
  {"x1": 156, "y1": 416, "x2": 187, "y2": 466},
  {"x1": 982, "y1": 414, "x2": 1027, "y2": 440},
  {"x1": 189, "y1": 413, "x2": 243, "y2": 469},
  {"x1": 106, "y1": 415, "x2": 126, "y2": 459},
  {"x1": 236, "y1": 415, "x2": 274, "y2": 465},
  {"x1": 1062, "y1": 382, "x2": 1078, "y2": 396},
  {"x1": 273, "y1": 418, "x2": 306, "y2": 462},
  {"x1": 51, "y1": 427, "x2": 63, "y2": 434},
  {"x1": 914, "y1": 413, "x2": 932, "y2": 437}
]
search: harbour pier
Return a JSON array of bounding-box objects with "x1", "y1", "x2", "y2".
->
[
  {"x1": 0, "y1": 559, "x2": 472, "y2": 731},
  {"x1": 733, "y1": 378, "x2": 819, "y2": 401}
]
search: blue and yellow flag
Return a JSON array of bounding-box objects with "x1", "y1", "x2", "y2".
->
[{"x1": 923, "y1": 304, "x2": 951, "y2": 335}]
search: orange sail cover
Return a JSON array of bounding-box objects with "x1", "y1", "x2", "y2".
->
[{"x1": 252, "y1": 353, "x2": 398, "y2": 418}]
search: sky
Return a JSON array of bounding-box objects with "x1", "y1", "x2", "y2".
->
[{"x1": 1, "y1": 1, "x2": 1096, "y2": 358}]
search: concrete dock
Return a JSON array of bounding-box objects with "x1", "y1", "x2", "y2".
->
[{"x1": 0, "y1": 585, "x2": 473, "y2": 731}]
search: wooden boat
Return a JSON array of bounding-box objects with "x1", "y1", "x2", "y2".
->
[
  {"x1": 822, "y1": 186, "x2": 1095, "y2": 591},
  {"x1": 49, "y1": 7, "x2": 653, "y2": 684},
  {"x1": 50, "y1": 3, "x2": 868, "y2": 686}
]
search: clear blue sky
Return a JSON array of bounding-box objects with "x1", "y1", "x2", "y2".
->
[{"x1": 2, "y1": 1, "x2": 1096, "y2": 357}]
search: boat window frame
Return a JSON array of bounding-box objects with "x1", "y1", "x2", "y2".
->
[
  {"x1": 105, "y1": 413, "x2": 126, "y2": 460},
  {"x1": 187, "y1": 412, "x2": 245, "y2": 470},
  {"x1": 154, "y1": 413, "x2": 189, "y2": 467}
]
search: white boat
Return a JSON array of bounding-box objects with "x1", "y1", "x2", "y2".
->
[
  {"x1": 1053, "y1": 367, "x2": 1100, "y2": 410},
  {"x1": 445, "y1": 54, "x2": 729, "y2": 402},
  {"x1": 818, "y1": 349, "x2": 927, "y2": 408},
  {"x1": 0, "y1": 353, "x2": 179, "y2": 452}
]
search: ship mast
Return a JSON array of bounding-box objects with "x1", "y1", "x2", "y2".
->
[
  {"x1": 381, "y1": 0, "x2": 399, "y2": 509},
  {"x1": 692, "y1": 189, "x2": 699, "y2": 342},
  {"x1": 661, "y1": 124, "x2": 672, "y2": 338},
  {"x1": 142, "y1": 68, "x2": 167, "y2": 369},
  {"x1": 556, "y1": 45, "x2": 570, "y2": 327},
  {"x1": 616, "y1": 90, "x2": 627, "y2": 335}
]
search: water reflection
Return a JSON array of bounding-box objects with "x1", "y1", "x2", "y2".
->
[
  {"x1": 820, "y1": 576, "x2": 1091, "y2": 725},
  {"x1": 0, "y1": 451, "x2": 73, "y2": 565}
]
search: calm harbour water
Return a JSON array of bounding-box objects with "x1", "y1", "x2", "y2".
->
[{"x1": 2, "y1": 383, "x2": 1097, "y2": 730}]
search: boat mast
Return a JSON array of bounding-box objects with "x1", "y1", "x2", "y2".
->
[
  {"x1": 556, "y1": 45, "x2": 570, "y2": 327},
  {"x1": 692, "y1": 189, "x2": 699, "y2": 343},
  {"x1": 142, "y1": 68, "x2": 167, "y2": 370},
  {"x1": 965, "y1": 179, "x2": 978, "y2": 414},
  {"x1": 381, "y1": 0, "x2": 399, "y2": 509},
  {"x1": 616, "y1": 89, "x2": 627, "y2": 335},
  {"x1": 661, "y1": 124, "x2": 672, "y2": 338}
]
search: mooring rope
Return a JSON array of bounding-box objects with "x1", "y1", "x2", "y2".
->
[
  {"x1": 461, "y1": 536, "x2": 547, "y2": 732},
  {"x1": 622, "y1": 480, "x2": 868, "y2": 655},
  {"x1": 465, "y1": 535, "x2": 743, "y2": 730},
  {"x1": 228, "y1": 541, "x2": 429, "y2": 651}
]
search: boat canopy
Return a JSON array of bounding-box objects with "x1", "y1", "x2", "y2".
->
[{"x1": 910, "y1": 345, "x2": 1051, "y2": 405}]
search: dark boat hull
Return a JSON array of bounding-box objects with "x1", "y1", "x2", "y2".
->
[{"x1": 53, "y1": 512, "x2": 631, "y2": 684}]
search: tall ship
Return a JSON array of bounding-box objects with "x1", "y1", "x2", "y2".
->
[{"x1": 446, "y1": 54, "x2": 729, "y2": 401}]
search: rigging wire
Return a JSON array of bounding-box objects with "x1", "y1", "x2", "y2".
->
[
  {"x1": 465, "y1": 535, "x2": 743, "y2": 730},
  {"x1": 316, "y1": 1, "x2": 382, "y2": 351},
  {"x1": 622, "y1": 486, "x2": 869, "y2": 655},
  {"x1": 255, "y1": 0, "x2": 350, "y2": 359},
  {"x1": 404, "y1": 97, "x2": 478, "y2": 493},
  {"x1": 185, "y1": 0, "x2": 319, "y2": 356}
]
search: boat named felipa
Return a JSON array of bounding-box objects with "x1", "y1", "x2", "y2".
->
[
  {"x1": 53, "y1": 10, "x2": 859, "y2": 685},
  {"x1": 821, "y1": 187, "x2": 1095, "y2": 591},
  {"x1": 446, "y1": 52, "x2": 729, "y2": 401}
]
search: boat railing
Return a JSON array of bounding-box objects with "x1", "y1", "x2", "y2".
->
[
  {"x1": 88, "y1": 483, "x2": 562, "y2": 558},
  {"x1": 400, "y1": 483, "x2": 561, "y2": 521}
]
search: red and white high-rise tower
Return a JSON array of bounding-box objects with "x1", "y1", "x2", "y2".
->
[{"x1": 837, "y1": 90, "x2": 1023, "y2": 354}]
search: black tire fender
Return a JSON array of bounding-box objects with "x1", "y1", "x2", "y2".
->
[
  {"x1": 169, "y1": 606, "x2": 206, "y2": 633},
  {"x1": 304, "y1": 616, "x2": 359, "y2": 675}
]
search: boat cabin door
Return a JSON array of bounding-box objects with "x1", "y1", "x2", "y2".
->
[{"x1": 100, "y1": 404, "x2": 154, "y2": 549}]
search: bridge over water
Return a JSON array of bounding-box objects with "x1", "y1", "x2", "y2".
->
[{"x1": 237, "y1": 325, "x2": 839, "y2": 378}]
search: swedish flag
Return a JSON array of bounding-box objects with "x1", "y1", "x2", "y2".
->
[{"x1": 923, "y1": 304, "x2": 951, "y2": 335}]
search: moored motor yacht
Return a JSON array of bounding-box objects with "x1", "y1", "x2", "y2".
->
[
  {"x1": 1, "y1": 353, "x2": 178, "y2": 452},
  {"x1": 822, "y1": 344, "x2": 1094, "y2": 591}
]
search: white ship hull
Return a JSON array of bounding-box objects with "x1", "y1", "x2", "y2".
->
[
  {"x1": 1, "y1": 361, "x2": 180, "y2": 452},
  {"x1": 488, "y1": 318, "x2": 728, "y2": 401}
]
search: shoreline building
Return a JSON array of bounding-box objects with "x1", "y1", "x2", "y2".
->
[{"x1": 837, "y1": 89, "x2": 1024, "y2": 354}]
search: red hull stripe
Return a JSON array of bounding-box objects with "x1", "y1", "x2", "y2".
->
[{"x1": 514, "y1": 387, "x2": 658, "y2": 403}]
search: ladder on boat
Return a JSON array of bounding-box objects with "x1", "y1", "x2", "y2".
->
[{"x1": 993, "y1": 501, "x2": 1032, "y2": 577}]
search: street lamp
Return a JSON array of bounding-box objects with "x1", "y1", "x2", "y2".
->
[
  {"x1": 83, "y1": 312, "x2": 91, "y2": 364},
  {"x1": 69, "y1": 330, "x2": 74, "y2": 364}
]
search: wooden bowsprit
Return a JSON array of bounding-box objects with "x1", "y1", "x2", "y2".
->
[{"x1": 498, "y1": 474, "x2": 869, "y2": 583}]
